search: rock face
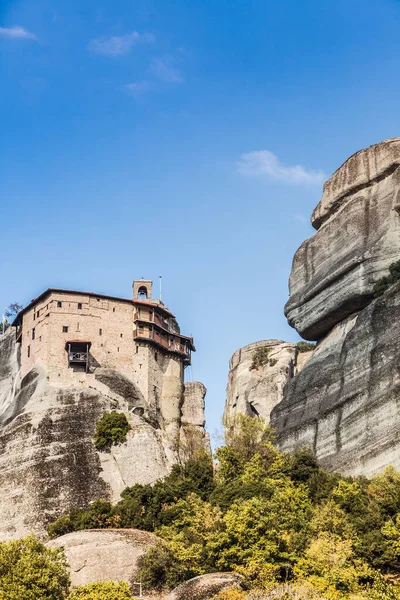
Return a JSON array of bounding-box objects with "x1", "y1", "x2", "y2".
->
[
  {"x1": 271, "y1": 139, "x2": 400, "y2": 476},
  {"x1": 273, "y1": 283, "x2": 400, "y2": 477},
  {"x1": 285, "y1": 138, "x2": 400, "y2": 341},
  {"x1": 0, "y1": 331, "x2": 209, "y2": 540},
  {"x1": 224, "y1": 340, "x2": 310, "y2": 426},
  {"x1": 47, "y1": 529, "x2": 157, "y2": 589},
  {"x1": 180, "y1": 382, "x2": 210, "y2": 459},
  {"x1": 166, "y1": 572, "x2": 244, "y2": 600}
]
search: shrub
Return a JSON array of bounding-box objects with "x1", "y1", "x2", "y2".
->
[
  {"x1": 68, "y1": 581, "x2": 132, "y2": 599},
  {"x1": 0, "y1": 535, "x2": 70, "y2": 600},
  {"x1": 296, "y1": 341, "x2": 316, "y2": 353},
  {"x1": 137, "y1": 541, "x2": 185, "y2": 591},
  {"x1": 93, "y1": 412, "x2": 130, "y2": 450},
  {"x1": 213, "y1": 589, "x2": 246, "y2": 600},
  {"x1": 250, "y1": 346, "x2": 271, "y2": 370}
]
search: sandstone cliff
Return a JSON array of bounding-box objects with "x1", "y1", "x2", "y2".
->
[
  {"x1": 225, "y1": 139, "x2": 400, "y2": 478},
  {"x1": 285, "y1": 138, "x2": 400, "y2": 341},
  {"x1": 224, "y1": 340, "x2": 312, "y2": 427},
  {"x1": 0, "y1": 329, "x2": 208, "y2": 540},
  {"x1": 271, "y1": 139, "x2": 400, "y2": 476},
  {"x1": 272, "y1": 283, "x2": 400, "y2": 477}
]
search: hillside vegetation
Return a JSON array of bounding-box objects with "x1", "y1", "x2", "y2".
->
[{"x1": 45, "y1": 416, "x2": 400, "y2": 599}]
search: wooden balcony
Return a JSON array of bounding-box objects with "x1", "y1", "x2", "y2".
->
[{"x1": 133, "y1": 329, "x2": 191, "y2": 364}]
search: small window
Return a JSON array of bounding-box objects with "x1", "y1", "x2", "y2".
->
[
  {"x1": 27, "y1": 345, "x2": 30, "y2": 358},
  {"x1": 135, "y1": 345, "x2": 139, "y2": 354},
  {"x1": 39, "y1": 336, "x2": 42, "y2": 342},
  {"x1": 120, "y1": 333, "x2": 123, "y2": 338},
  {"x1": 33, "y1": 313, "x2": 36, "y2": 321},
  {"x1": 32, "y1": 328, "x2": 35, "y2": 340},
  {"x1": 117, "y1": 347, "x2": 120, "y2": 352},
  {"x1": 57, "y1": 301, "x2": 62, "y2": 308},
  {"x1": 155, "y1": 352, "x2": 158, "y2": 362},
  {"x1": 78, "y1": 303, "x2": 82, "y2": 310},
  {"x1": 139, "y1": 326, "x2": 144, "y2": 333},
  {"x1": 62, "y1": 326, "x2": 68, "y2": 333},
  {"x1": 37, "y1": 310, "x2": 40, "y2": 318},
  {"x1": 113, "y1": 307, "x2": 116, "y2": 313},
  {"x1": 99, "y1": 328, "x2": 102, "y2": 336}
]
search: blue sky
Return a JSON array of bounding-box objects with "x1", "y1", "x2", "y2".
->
[{"x1": 1, "y1": 0, "x2": 400, "y2": 441}]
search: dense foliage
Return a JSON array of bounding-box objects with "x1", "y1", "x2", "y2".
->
[
  {"x1": 250, "y1": 346, "x2": 271, "y2": 370},
  {"x1": 68, "y1": 581, "x2": 132, "y2": 599},
  {"x1": 0, "y1": 535, "x2": 70, "y2": 600},
  {"x1": 93, "y1": 411, "x2": 131, "y2": 450},
  {"x1": 373, "y1": 259, "x2": 400, "y2": 297},
  {"x1": 49, "y1": 416, "x2": 400, "y2": 598},
  {"x1": 296, "y1": 341, "x2": 316, "y2": 353}
]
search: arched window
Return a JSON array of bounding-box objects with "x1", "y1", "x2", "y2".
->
[{"x1": 138, "y1": 286, "x2": 148, "y2": 299}]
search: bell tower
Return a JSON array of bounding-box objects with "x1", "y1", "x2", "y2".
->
[{"x1": 133, "y1": 279, "x2": 153, "y2": 300}]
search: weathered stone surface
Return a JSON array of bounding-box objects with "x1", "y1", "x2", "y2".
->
[
  {"x1": 47, "y1": 529, "x2": 157, "y2": 589},
  {"x1": 166, "y1": 572, "x2": 243, "y2": 600},
  {"x1": 0, "y1": 333, "x2": 209, "y2": 539},
  {"x1": 312, "y1": 138, "x2": 400, "y2": 229},
  {"x1": 179, "y1": 382, "x2": 210, "y2": 459},
  {"x1": 224, "y1": 340, "x2": 298, "y2": 426},
  {"x1": 285, "y1": 139, "x2": 400, "y2": 340},
  {"x1": 273, "y1": 282, "x2": 400, "y2": 477}
]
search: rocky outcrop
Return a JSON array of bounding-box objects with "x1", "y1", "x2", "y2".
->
[
  {"x1": 0, "y1": 332, "x2": 209, "y2": 539},
  {"x1": 272, "y1": 282, "x2": 400, "y2": 477},
  {"x1": 224, "y1": 340, "x2": 310, "y2": 426},
  {"x1": 166, "y1": 572, "x2": 244, "y2": 600},
  {"x1": 47, "y1": 529, "x2": 157, "y2": 589},
  {"x1": 285, "y1": 138, "x2": 400, "y2": 341},
  {"x1": 271, "y1": 139, "x2": 400, "y2": 476},
  {"x1": 180, "y1": 382, "x2": 210, "y2": 459}
]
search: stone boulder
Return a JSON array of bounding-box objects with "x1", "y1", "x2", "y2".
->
[
  {"x1": 166, "y1": 572, "x2": 243, "y2": 600},
  {"x1": 47, "y1": 529, "x2": 157, "y2": 589},
  {"x1": 285, "y1": 138, "x2": 400, "y2": 340},
  {"x1": 273, "y1": 282, "x2": 400, "y2": 477},
  {"x1": 224, "y1": 340, "x2": 306, "y2": 427}
]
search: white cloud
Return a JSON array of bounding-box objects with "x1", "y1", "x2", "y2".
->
[
  {"x1": 150, "y1": 57, "x2": 183, "y2": 83},
  {"x1": 237, "y1": 150, "x2": 326, "y2": 185},
  {"x1": 0, "y1": 26, "x2": 36, "y2": 40},
  {"x1": 124, "y1": 81, "x2": 154, "y2": 97},
  {"x1": 89, "y1": 31, "x2": 154, "y2": 56}
]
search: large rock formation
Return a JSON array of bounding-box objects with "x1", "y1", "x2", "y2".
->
[
  {"x1": 166, "y1": 572, "x2": 244, "y2": 600},
  {"x1": 273, "y1": 283, "x2": 400, "y2": 476},
  {"x1": 224, "y1": 340, "x2": 303, "y2": 426},
  {"x1": 271, "y1": 139, "x2": 400, "y2": 476},
  {"x1": 0, "y1": 329, "x2": 208, "y2": 540},
  {"x1": 47, "y1": 529, "x2": 157, "y2": 589},
  {"x1": 285, "y1": 138, "x2": 400, "y2": 341}
]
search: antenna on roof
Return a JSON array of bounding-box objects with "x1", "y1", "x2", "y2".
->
[{"x1": 159, "y1": 276, "x2": 162, "y2": 301}]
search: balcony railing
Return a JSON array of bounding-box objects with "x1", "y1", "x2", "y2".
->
[
  {"x1": 133, "y1": 329, "x2": 191, "y2": 363},
  {"x1": 68, "y1": 351, "x2": 88, "y2": 363}
]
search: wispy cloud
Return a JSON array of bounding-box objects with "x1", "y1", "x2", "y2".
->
[
  {"x1": 150, "y1": 57, "x2": 183, "y2": 83},
  {"x1": 89, "y1": 31, "x2": 155, "y2": 57},
  {"x1": 124, "y1": 81, "x2": 154, "y2": 97},
  {"x1": 237, "y1": 150, "x2": 326, "y2": 186},
  {"x1": 0, "y1": 26, "x2": 37, "y2": 40}
]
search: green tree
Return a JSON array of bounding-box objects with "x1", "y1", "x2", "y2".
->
[
  {"x1": 0, "y1": 535, "x2": 69, "y2": 600},
  {"x1": 93, "y1": 412, "x2": 131, "y2": 450}
]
